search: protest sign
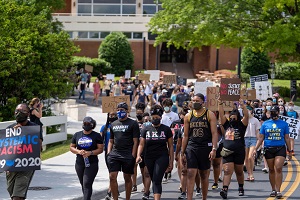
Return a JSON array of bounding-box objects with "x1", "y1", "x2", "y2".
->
[
  {"x1": 138, "y1": 73, "x2": 150, "y2": 81},
  {"x1": 177, "y1": 76, "x2": 187, "y2": 86},
  {"x1": 163, "y1": 75, "x2": 177, "y2": 84},
  {"x1": 144, "y1": 70, "x2": 160, "y2": 81},
  {"x1": 85, "y1": 65, "x2": 93, "y2": 72},
  {"x1": 102, "y1": 95, "x2": 131, "y2": 113},
  {"x1": 135, "y1": 70, "x2": 145, "y2": 76},
  {"x1": 0, "y1": 126, "x2": 41, "y2": 172},
  {"x1": 278, "y1": 115, "x2": 300, "y2": 139},
  {"x1": 206, "y1": 87, "x2": 234, "y2": 111},
  {"x1": 290, "y1": 80, "x2": 297, "y2": 101},
  {"x1": 253, "y1": 108, "x2": 263, "y2": 120},
  {"x1": 250, "y1": 74, "x2": 268, "y2": 89},
  {"x1": 194, "y1": 82, "x2": 213, "y2": 95},
  {"x1": 125, "y1": 70, "x2": 131, "y2": 79},
  {"x1": 220, "y1": 78, "x2": 241, "y2": 101},
  {"x1": 240, "y1": 89, "x2": 256, "y2": 100},
  {"x1": 106, "y1": 74, "x2": 115, "y2": 80},
  {"x1": 255, "y1": 81, "x2": 272, "y2": 100}
]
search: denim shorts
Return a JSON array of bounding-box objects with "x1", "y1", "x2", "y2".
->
[{"x1": 244, "y1": 137, "x2": 257, "y2": 148}]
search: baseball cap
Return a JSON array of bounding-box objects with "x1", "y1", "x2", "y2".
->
[
  {"x1": 162, "y1": 89, "x2": 168, "y2": 93},
  {"x1": 270, "y1": 105, "x2": 279, "y2": 112},
  {"x1": 117, "y1": 102, "x2": 128, "y2": 110}
]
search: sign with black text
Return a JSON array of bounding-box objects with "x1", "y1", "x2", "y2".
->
[
  {"x1": 220, "y1": 78, "x2": 241, "y2": 101},
  {"x1": 290, "y1": 80, "x2": 297, "y2": 101},
  {"x1": 177, "y1": 76, "x2": 187, "y2": 86},
  {"x1": 102, "y1": 95, "x2": 131, "y2": 113},
  {"x1": 250, "y1": 74, "x2": 268, "y2": 89},
  {"x1": 278, "y1": 115, "x2": 300, "y2": 139},
  {"x1": 0, "y1": 126, "x2": 41, "y2": 172},
  {"x1": 254, "y1": 108, "x2": 263, "y2": 120}
]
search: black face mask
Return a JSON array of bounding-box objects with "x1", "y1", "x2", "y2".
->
[
  {"x1": 180, "y1": 118, "x2": 184, "y2": 124},
  {"x1": 193, "y1": 102, "x2": 202, "y2": 110},
  {"x1": 109, "y1": 117, "x2": 118, "y2": 123},
  {"x1": 82, "y1": 124, "x2": 93, "y2": 131},
  {"x1": 15, "y1": 112, "x2": 28, "y2": 123},
  {"x1": 271, "y1": 112, "x2": 278, "y2": 119},
  {"x1": 136, "y1": 114, "x2": 143, "y2": 121},
  {"x1": 152, "y1": 118, "x2": 161, "y2": 126},
  {"x1": 229, "y1": 118, "x2": 238, "y2": 127}
]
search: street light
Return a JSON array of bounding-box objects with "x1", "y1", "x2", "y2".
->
[{"x1": 270, "y1": 63, "x2": 275, "y2": 87}]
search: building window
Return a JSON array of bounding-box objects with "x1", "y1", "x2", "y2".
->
[
  {"x1": 143, "y1": 5, "x2": 156, "y2": 14},
  {"x1": 78, "y1": 32, "x2": 89, "y2": 38},
  {"x1": 123, "y1": 0, "x2": 136, "y2": 4},
  {"x1": 78, "y1": 0, "x2": 92, "y2": 3},
  {"x1": 90, "y1": 32, "x2": 100, "y2": 38},
  {"x1": 68, "y1": 32, "x2": 73, "y2": 39},
  {"x1": 78, "y1": 5, "x2": 92, "y2": 15},
  {"x1": 122, "y1": 5, "x2": 136, "y2": 14},
  {"x1": 93, "y1": 5, "x2": 120, "y2": 14},
  {"x1": 133, "y1": 32, "x2": 143, "y2": 39},
  {"x1": 94, "y1": 0, "x2": 121, "y2": 3},
  {"x1": 101, "y1": 32, "x2": 111, "y2": 38},
  {"x1": 123, "y1": 32, "x2": 132, "y2": 39}
]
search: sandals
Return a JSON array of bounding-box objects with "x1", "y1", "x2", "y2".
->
[
  {"x1": 246, "y1": 176, "x2": 255, "y2": 182},
  {"x1": 270, "y1": 190, "x2": 277, "y2": 197}
]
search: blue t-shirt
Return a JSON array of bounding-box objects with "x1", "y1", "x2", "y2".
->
[
  {"x1": 260, "y1": 119, "x2": 289, "y2": 147},
  {"x1": 100, "y1": 124, "x2": 111, "y2": 151}
]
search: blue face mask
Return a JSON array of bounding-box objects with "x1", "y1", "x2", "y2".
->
[
  {"x1": 164, "y1": 106, "x2": 170, "y2": 112},
  {"x1": 117, "y1": 110, "x2": 127, "y2": 119}
]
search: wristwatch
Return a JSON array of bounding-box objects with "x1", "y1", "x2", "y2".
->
[
  {"x1": 90, "y1": 151, "x2": 94, "y2": 155},
  {"x1": 212, "y1": 147, "x2": 217, "y2": 151}
]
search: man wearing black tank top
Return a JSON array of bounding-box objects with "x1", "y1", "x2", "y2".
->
[{"x1": 181, "y1": 93, "x2": 218, "y2": 200}]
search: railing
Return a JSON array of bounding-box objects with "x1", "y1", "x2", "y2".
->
[
  {"x1": 0, "y1": 116, "x2": 68, "y2": 146},
  {"x1": 52, "y1": 13, "x2": 154, "y2": 17}
]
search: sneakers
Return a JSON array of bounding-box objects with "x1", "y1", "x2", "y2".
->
[
  {"x1": 142, "y1": 192, "x2": 150, "y2": 200},
  {"x1": 283, "y1": 160, "x2": 288, "y2": 166},
  {"x1": 195, "y1": 187, "x2": 202, "y2": 197},
  {"x1": 105, "y1": 192, "x2": 112, "y2": 200},
  {"x1": 218, "y1": 177, "x2": 223, "y2": 182},
  {"x1": 262, "y1": 168, "x2": 269, "y2": 173},
  {"x1": 162, "y1": 178, "x2": 168, "y2": 184},
  {"x1": 220, "y1": 189, "x2": 228, "y2": 199},
  {"x1": 212, "y1": 183, "x2": 219, "y2": 190},
  {"x1": 270, "y1": 190, "x2": 277, "y2": 197},
  {"x1": 178, "y1": 192, "x2": 186, "y2": 199},
  {"x1": 131, "y1": 185, "x2": 137, "y2": 193},
  {"x1": 167, "y1": 172, "x2": 172, "y2": 179},
  {"x1": 238, "y1": 187, "x2": 244, "y2": 196},
  {"x1": 276, "y1": 192, "x2": 283, "y2": 199}
]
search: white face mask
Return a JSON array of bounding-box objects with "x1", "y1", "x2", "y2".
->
[
  {"x1": 266, "y1": 106, "x2": 271, "y2": 111},
  {"x1": 279, "y1": 111, "x2": 284, "y2": 115},
  {"x1": 288, "y1": 106, "x2": 294, "y2": 111}
]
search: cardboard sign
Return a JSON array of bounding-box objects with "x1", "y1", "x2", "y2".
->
[
  {"x1": 194, "y1": 82, "x2": 214, "y2": 95},
  {"x1": 220, "y1": 78, "x2": 241, "y2": 101},
  {"x1": 240, "y1": 89, "x2": 256, "y2": 100},
  {"x1": 138, "y1": 73, "x2": 150, "y2": 81},
  {"x1": 144, "y1": 70, "x2": 160, "y2": 81},
  {"x1": 125, "y1": 70, "x2": 131, "y2": 79},
  {"x1": 85, "y1": 65, "x2": 93, "y2": 72},
  {"x1": 102, "y1": 95, "x2": 131, "y2": 113},
  {"x1": 106, "y1": 74, "x2": 115, "y2": 80},
  {"x1": 196, "y1": 78, "x2": 206, "y2": 82},
  {"x1": 253, "y1": 108, "x2": 263, "y2": 120},
  {"x1": 278, "y1": 115, "x2": 300, "y2": 139},
  {"x1": 206, "y1": 87, "x2": 234, "y2": 111},
  {"x1": 255, "y1": 81, "x2": 272, "y2": 100},
  {"x1": 163, "y1": 75, "x2": 177, "y2": 84},
  {"x1": 250, "y1": 74, "x2": 268, "y2": 89},
  {"x1": 177, "y1": 76, "x2": 187, "y2": 86},
  {"x1": 0, "y1": 126, "x2": 41, "y2": 172}
]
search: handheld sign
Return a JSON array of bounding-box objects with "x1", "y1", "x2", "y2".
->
[
  {"x1": 106, "y1": 74, "x2": 115, "y2": 80},
  {"x1": 278, "y1": 115, "x2": 300, "y2": 139},
  {"x1": 85, "y1": 65, "x2": 93, "y2": 72},
  {"x1": 163, "y1": 75, "x2": 177, "y2": 84},
  {"x1": 102, "y1": 95, "x2": 131, "y2": 113},
  {"x1": 253, "y1": 108, "x2": 263, "y2": 120},
  {"x1": 240, "y1": 89, "x2": 256, "y2": 100},
  {"x1": 194, "y1": 82, "x2": 213, "y2": 95},
  {"x1": 0, "y1": 126, "x2": 41, "y2": 172},
  {"x1": 125, "y1": 70, "x2": 131, "y2": 79},
  {"x1": 250, "y1": 74, "x2": 268, "y2": 89},
  {"x1": 255, "y1": 81, "x2": 272, "y2": 100},
  {"x1": 206, "y1": 87, "x2": 234, "y2": 111},
  {"x1": 220, "y1": 78, "x2": 241, "y2": 101},
  {"x1": 177, "y1": 76, "x2": 187, "y2": 86},
  {"x1": 144, "y1": 70, "x2": 160, "y2": 81},
  {"x1": 138, "y1": 73, "x2": 150, "y2": 81}
]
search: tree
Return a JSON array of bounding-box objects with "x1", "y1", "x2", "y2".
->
[
  {"x1": 275, "y1": 62, "x2": 300, "y2": 80},
  {"x1": 241, "y1": 47, "x2": 270, "y2": 76},
  {"x1": 98, "y1": 32, "x2": 134, "y2": 76},
  {"x1": 148, "y1": 0, "x2": 300, "y2": 60},
  {"x1": 0, "y1": 1, "x2": 78, "y2": 121}
]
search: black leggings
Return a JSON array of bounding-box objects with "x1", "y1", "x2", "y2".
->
[
  {"x1": 145, "y1": 154, "x2": 169, "y2": 194},
  {"x1": 75, "y1": 162, "x2": 99, "y2": 200}
]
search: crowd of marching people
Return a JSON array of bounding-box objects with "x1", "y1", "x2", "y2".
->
[{"x1": 68, "y1": 73, "x2": 297, "y2": 200}]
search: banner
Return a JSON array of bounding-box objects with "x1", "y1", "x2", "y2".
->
[
  {"x1": 194, "y1": 82, "x2": 213, "y2": 95},
  {"x1": 102, "y1": 95, "x2": 131, "y2": 113},
  {"x1": 240, "y1": 89, "x2": 256, "y2": 100},
  {"x1": 106, "y1": 74, "x2": 115, "y2": 80},
  {"x1": 177, "y1": 76, "x2": 187, "y2": 86},
  {"x1": 220, "y1": 78, "x2": 241, "y2": 101},
  {"x1": 163, "y1": 75, "x2": 177, "y2": 84},
  {"x1": 278, "y1": 115, "x2": 300, "y2": 139},
  {"x1": 206, "y1": 87, "x2": 234, "y2": 111},
  {"x1": 125, "y1": 70, "x2": 131, "y2": 79},
  {"x1": 144, "y1": 70, "x2": 160, "y2": 81},
  {"x1": 253, "y1": 108, "x2": 263, "y2": 120},
  {"x1": 0, "y1": 126, "x2": 41, "y2": 172},
  {"x1": 138, "y1": 73, "x2": 150, "y2": 81},
  {"x1": 250, "y1": 74, "x2": 268, "y2": 89},
  {"x1": 255, "y1": 81, "x2": 272, "y2": 100}
]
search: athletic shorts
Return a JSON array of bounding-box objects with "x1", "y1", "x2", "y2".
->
[
  {"x1": 244, "y1": 137, "x2": 257, "y2": 148},
  {"x1": 139, "y1": 155, "x2": 145, "y2": 168},
  {"x1": 216, "y1": 143, "x2": 223, "y2": 158},
  {"x1": 186, "y1": 147, "x2": 211, "y2": 170},
  {"x1": 6, "y1": 170, "x2": 35, "y2": 198},
  {"x1": 107, "y1": 154, "x2": 135, "y2": 174},
  {"x1": 222, "y1": 147, "x2": 245, "y2": 165},
  {"x1": 264, "y1": 146, "x2": 286, "y2": 159}
]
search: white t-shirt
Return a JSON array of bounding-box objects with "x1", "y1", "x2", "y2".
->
[
  {"x1": 161, "y1": 111, "x2": 180, "y2": 127},
  {"x1": 244, "y1": 116, "x2": 261, "y2": 137}
]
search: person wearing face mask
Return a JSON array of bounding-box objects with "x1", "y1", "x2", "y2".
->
[
  {"x1": 158, "y1": 89, "x2": 168, "y2": 106},
  {"x1": 70, "y1": 116, "x2": 104, "y2": 200},
  {"x1": 107, "y1": 102, "x2": 140, "y2": 200},
  {"x1": 181, "y1": 93, "x2": 218, "y2": 200},
  {"x1": 176, "y1": 86, "x2": 190, "y2": 113},
  {"x1": 261, "y1": 100, "x2": 273, "y2": 123},
  {"x1": 29, "y1": 98, "x2": 44, "y2": 135},
  {"x1": 134, "y1": 87, "x2": 148, "y2": 106},
  {"x1": 218, "y1": 99, "x2": 249, "y2": 199},
  {"x1": 286, "y1": 101, "x2": 299, "y2": 156},
  {"x1": 253, "y1": 106, "x2": 292, "y2": 198},
  {"x1": 5, "y1": 103, "x2": 43, "y2": 200},
  {"x1": 136, "y1": 105, "x2": 174, "y2": 200},
  {"x1": 92, "y1": 78, "x2": 101, "y2": 106}
]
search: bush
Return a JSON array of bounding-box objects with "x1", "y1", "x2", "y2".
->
[
  {"x1": 72, "y1": 56, "x2": 111, "y2": 76},
  {"x1": 241, "y1": 47, "x2": 270, "y2": 76},
  {"x1": 276, "y1": 87, "x2": 290, "y2": 98},
  {"x1": 240, "y1": 72, "x2": 250, "y2": 84},
  {"x1": 275, "y1": 62, "x2": 300, "y2": 80}
]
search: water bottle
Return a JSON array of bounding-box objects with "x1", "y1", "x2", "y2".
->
[{"x1": 84, "y1": 157, "x2": 90, "y2": 168}]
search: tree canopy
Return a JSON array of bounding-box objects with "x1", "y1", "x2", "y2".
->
[
  {"x1": 0, "y1": 0, "x2": 78, "y2": 120},
  {"x1": 149, "y1": 0, "x2": 300, "y2": 60}
]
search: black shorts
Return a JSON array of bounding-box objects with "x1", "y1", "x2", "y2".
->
[
  {"x1": 186, "y1": 147, "x2": 211, "y2": 170},
  {"x1": 139, "y1": 155, "x2": 145, "y2": 168},
  {"x1": 107, "y1": 154, "x2": 135, "y2": 174},
  {"x1": 216, "y1": 143, "x2": 223, "y2": 158},
  {"x1": 222, "y1": 147, "x2": 245, "y2": 165},
  {"x1": 264, "y1": 146, "x2": 286, "y2": 159}
]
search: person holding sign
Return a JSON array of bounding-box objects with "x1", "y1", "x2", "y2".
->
[
  {"x1": 70, "y1": 117, "x2": 104, "y2": 200},
  {"x1": 286, "y1": 101, "x2": 299, "y2": 156},
  {"x1": 5, "y1": 103, "x2": 43, "y2": 200},
  {"x1": 218, "y1": 99, "x2": 248, "y2": 199},
  {"x1": 253, "y1": 106, "x2": 292, "y2": 199}
]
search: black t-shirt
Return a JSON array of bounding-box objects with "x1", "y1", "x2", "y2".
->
[
  {"x1": 140, "y1": 124, "x2": 173, "y2": 160},
  {"x1": 176, "y1": 93, "x2": 190, "y2": 107},
  {"x1": 223, "y1": 120, "x2": 247, "y2": 150},
  {"x1": 7, "y1": 121, "x2": 43, "y2": 141},
  {"x1": 261, "y1": 113, "x2": 270, "y2": 122},
  {"x1": 158, "y1": 94, "x2": 167, "y2": 105},
  {"x1": 110, "y1": 118, "x2": 140, "y2": 159},
  {"x1": 29, "y1": 108, "x2": 43, "y2": 126},
  {"x1": 71, "y1": 131, "x2": 103, "y2": 164},
  {"x1": 170, "y1": 119, "x2": 184, "y2": 144}
]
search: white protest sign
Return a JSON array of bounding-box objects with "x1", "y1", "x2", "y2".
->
[
  {"x1": 125, "y1": 70, "x2": 131, "y2": 79},
  {"x1": 106, "y1": 74, "x2": 115, "y2": 80},
  {"x1": 278, "y1": 115, "x2": 300, "y2": 139},
  {"x1": 255, "y1": 81, "x2": 272, "y2": 100},
  {"x1": 194, "y1": 81, "x2": 213, "y2": 96},
  {"x1": 253, "y1": 108, "x2": 263, "y2": 120},
  {"x1": 144, "y1": 70, "x2": 160, "y2": 81}
]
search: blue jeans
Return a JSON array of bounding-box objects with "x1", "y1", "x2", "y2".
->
[
  {"x1": 79, "y1": 90, "x2": 85, "y2": 100},
  {"x1": 244, "y1": 137, "x2": 257, "y2": 148}
]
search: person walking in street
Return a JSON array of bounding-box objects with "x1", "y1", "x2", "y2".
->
[
  {"x1": 181, "y1": 93, "x2": 218, "y2": 200},
  {"x1": 92, "y1": 78, "x2": 101, "y2": 106},
  {"x1": 70, "y1": 116, "x2": 104, "y2": 200},
  {"x1": 253, "y1": 105, "x2": 292, "y2": 199},
  {"x1": 29, "y1": 97, "x2": 44, "y2": 134},
  {"x1": 218, "y1": 99, "x2": 249, "y2": 199},
  {"x1": 107, "y1": 102, "x2": 140, "y2": 200},
  {"x1": 136, "y1": 104, "x2": 174, "y2": 200},
  {"x1": 78, "y1": 78, "x2": 87, "y2": 103}
]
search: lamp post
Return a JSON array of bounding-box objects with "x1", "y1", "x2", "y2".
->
[{"x1": 270, "y1": 63, "x2": 275, "y2": 87}]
